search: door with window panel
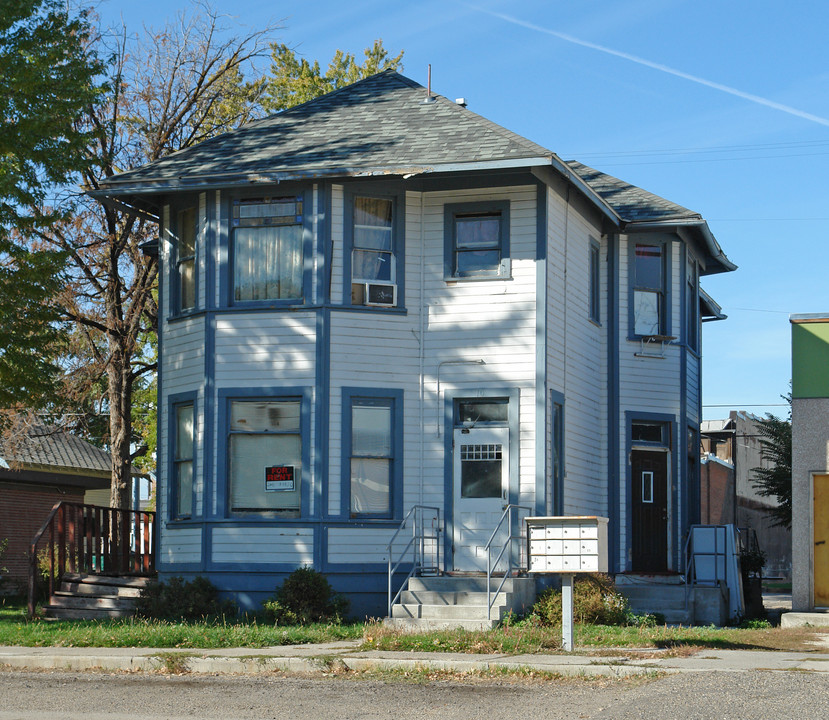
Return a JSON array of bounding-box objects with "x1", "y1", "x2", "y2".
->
[{"x1": 452, "y1": 426, "x2": 509, "y2": 571}]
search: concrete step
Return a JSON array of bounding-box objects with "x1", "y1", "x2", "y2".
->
[
  {"x1": 400, "y1": 590, "x2": 511, "y2": 606},
  {"x1": 618, "y1": 585, "x2": 688, "y2": 610},
  {"x1": 49, "y1": 593, "x2": 136, "y2": 610},
  {"x1": 391, "y1": 603, "x2": 505, "y2": 621},
  {"x1": 408, "y1": 576, "x2": 532, "y2": 594},
  {"x1": 384, "y1": 617, "x2": 500, "y2": 631}
]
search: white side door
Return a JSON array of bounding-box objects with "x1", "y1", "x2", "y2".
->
[{"x1": 452, "y1": 426, "x2": 509, "y2": 572}]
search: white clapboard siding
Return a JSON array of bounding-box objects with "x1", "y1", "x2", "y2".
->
[
  {"x1": 213, "y1": 313, "x2": 317, "y2": 386},
  {"x1": 327, "y1": 527, "x2": 414, "y2": 564},
  {"x1": 212, "y1": 527, "x2": 314, "y2": 565},
  {"x1": 161, "y1": 527, "x2": 202, "y2": 565},
  {"x1": 162, "y1": 317, "x2": 205, "y2": 393}
]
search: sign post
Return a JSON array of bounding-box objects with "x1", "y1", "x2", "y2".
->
[{"x1": 561, "y1": 573, "x2": 574, "y2": 652}]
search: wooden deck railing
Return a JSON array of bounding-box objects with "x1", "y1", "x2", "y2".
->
[{"x1": 28, "y1": 501, "x2": 157, "y2": 616}]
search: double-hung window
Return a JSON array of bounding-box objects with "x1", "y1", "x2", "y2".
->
[
  {"x1": 350, "y1": 196, "x2": 397, "y2": 306},
  {"x1": 228, "y1": 399, "x2": 302, "y2": 515},
  {"x1": 445, "y1": 201, "x2": 510, "y2": 279},
  {"x1": 589, "y1": 239, "x2": 600, "y2": 323},
  {"x1": 632, "y1": 242, "x2": 666, "y2": 336},
  {"x1": 232, "y1": 196, "x2": 303, "y2": 302},
  {"x1": 175, "y1": 207, "x2": 197, "y2": 313},
  {"x1": 686, "y1": 255, "x2": 699, "y2": 352},
  {"x1": 343, "y1": 389, "x2": 402, "y2": 518},
  {"x1": 173, "y1": 403, "x2": 194, "y2": 519}
]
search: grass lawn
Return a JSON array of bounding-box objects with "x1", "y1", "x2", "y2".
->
[{"x1": 1, "y1": 596, "x2": 826, "y2": 653}]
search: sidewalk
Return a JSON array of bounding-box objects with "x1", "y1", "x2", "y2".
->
[{"x1": 3, "y1": 640, "x2": 829, "y2": 678}]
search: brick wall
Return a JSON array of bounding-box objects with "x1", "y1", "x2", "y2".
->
[{"x1": 0, "y1": 482, "x2": 84, "y2": 592}]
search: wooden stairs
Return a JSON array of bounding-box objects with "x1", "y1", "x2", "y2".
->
[{"x1": 43, "y1": 573, "x2": 150, "y2": 620}]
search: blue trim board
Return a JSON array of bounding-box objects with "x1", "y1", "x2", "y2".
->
[
  {"x1": 215, "y1": 386, "x2": 314, "y2": 520},
  {"x1": 607, "y1": 235, "x2": 620, "y2": 572},
  {"x1": 624, "y1": 410, "x2": 678, "y2": 573},
  {"x1": 442, "y1": 387, "x2": 521, "y2": 571},
  {"x1": 535, "y1": 182, "x2": 547, "y2": 516},
  {"x1": 443, "y1": 200, "x2": 511, "y2": 280},
  {"x1": 341, "y1": 182, "x2": 406, "y2": 308},
  {"x1": 339, "y1": 387, "x2": 405, "y2": 520},
  {"x1": 679, "y1": 247, "x2": 689, "y2": 570}
]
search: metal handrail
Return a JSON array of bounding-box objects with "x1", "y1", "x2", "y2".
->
[
  {"x1": 387, "y1": 505, "x2": 441, "y2": 617},
  {"x1": 485, "y1": 504, "x2": 531, "y2": 620}
]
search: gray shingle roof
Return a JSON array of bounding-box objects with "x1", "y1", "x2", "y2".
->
[
  {"x1": 99, "y1": 71, "x2": 554, "y2": 192},
  {"x1": 0, "y1": 425, "x2": 110, "y2": 475},
  {"x1": 566, "y1": 161, "x2": 700, "y2": 223}
]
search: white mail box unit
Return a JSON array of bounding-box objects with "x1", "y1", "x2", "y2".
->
[{"x1": 526, "y1": 516, "x2": 609, "y2": 573}]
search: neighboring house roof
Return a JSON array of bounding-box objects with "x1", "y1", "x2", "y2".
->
[
  {"x1": 0, "y1": 425, "x2": 110, "y2": 478},
  {"x1": 92, "y1": 69, "x2": 734, "y2": 274}
]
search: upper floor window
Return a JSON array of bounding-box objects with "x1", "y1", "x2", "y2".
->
[
  {"x1": 589, "y1": 239, "x2": 600, "y2": 323},
  {"x1": 686, "y1": 255, "x2": 699, "y2": 352},
  {"x1": 351, "y1": 196, "x2": 397, "y2": 306},
  {"x1": 444, "y1": 200, "x2": 510, "y2": 280},
  {"x1": 632, "y1": 242, "x2": 666, "y2": 336},
  {"x1": 232, "y1": 196, "x2": 303, "y2": 302},
  {"x1": 175, "y1": 207, "x2": 197, "y2": 313}
]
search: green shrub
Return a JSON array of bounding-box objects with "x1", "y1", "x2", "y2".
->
[
  {"x1": 530, "y1": 574, "x2": 629, "y2": 626},
  {"x1": 136, "y1": 576, "x2": 234, "y2": 620},
  {"x1": 264, "y1": 566, "x2": 348, "y2": 624}
]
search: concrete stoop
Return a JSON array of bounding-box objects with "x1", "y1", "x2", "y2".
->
[
  {"x1": 386, "y1": 575, "x2": 536, "y2": 631},
  {"x1": 43, "y1": 573, "x2": 150, "y2": 620},
  {"x1": 616, "y1": 577, "x2": 729, "y2": 626}
]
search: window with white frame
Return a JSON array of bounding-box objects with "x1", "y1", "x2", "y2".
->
[
  {"x1": 173, "y1": 403, "x2": 194, "y2": 519},
  {"x1": 351, "y1": 196, "x2": 396, "y2": 306},
  {"x1": 445, "y1": 201, "x2": 510, "y2": 279},
  {"x1": 232, "y1": 196, "x2": 303, "y2": 302},
  {"x1": 632, "y1": 243, "x2": 665, "y2": 336},
  {"x1": 175, "y1": 207, "x2": 197, "y2": 312},
  {"x1": 228, "y1": 399, "x2": 302, "y2": 515},
  {"x1": 349, "y1": 397, "x2": 394, "y2": 516}
]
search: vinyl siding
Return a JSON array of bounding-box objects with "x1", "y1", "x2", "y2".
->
[
  {"x1": 160, "y1": 527, "x2": 202, "y2": 565},
  {"x1": 212, "y1": 526, "x2": 314, "y2": 565}
]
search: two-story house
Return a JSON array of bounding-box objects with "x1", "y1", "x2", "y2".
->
[{"x1": 92, "y1": 71, "x2": 735, "y2": 616}]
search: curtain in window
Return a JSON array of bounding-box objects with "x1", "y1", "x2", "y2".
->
[
  {"x1": 175, "y1": 405, "x2": 194, "y2": 517},
  {"x1": 350, "y1": 404, "x2": 391, "y2": 514},
  {"x1": 230, "y1": 433, "x2": 301, "y2": 511},
  {"x1": 234, "y1": 225, "x2": 302, "y2": 301}
]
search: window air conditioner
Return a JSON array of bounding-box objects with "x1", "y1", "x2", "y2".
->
[{"x1": 364, "y1": 282, "x2": 397, "y2": 307}]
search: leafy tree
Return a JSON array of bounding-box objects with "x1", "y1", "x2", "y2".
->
[
  {"x1": 0, "y1": 0, "x2": 103, "y2": 410},
  {"x1": 262, "y1": 39, "x2": 403, "y2": 112},
  {"x1": 751, "y1": 397, "x2": 792, "y2": 529}
]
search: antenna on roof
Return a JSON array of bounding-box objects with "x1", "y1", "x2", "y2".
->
[{"x1": 424, "y1": 64, "x2": 436, "y2": 104}]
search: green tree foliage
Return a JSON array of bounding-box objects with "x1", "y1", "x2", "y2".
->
[
  {"x1": 0, "y1": 0, "x2": 103, "y2": 409},
  {"x1": 751, "y1": 399, "x2": 792, "y2": 529},
  {"x1": 262, "y1": 39, "x2": 403, "y2": 112}
]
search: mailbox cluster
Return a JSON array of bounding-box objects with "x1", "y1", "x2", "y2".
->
[{"x1": 526, "y1": 516, "x2": 609, "y2": 573}]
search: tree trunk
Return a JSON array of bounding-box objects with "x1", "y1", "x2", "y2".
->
[{"x1": 108, "y1": 341, "x2": 133, "y2": 510}]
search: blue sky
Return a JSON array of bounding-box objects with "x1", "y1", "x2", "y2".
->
[{"x1": 100, "y1": 0, "x2": 828, "y2": 420}]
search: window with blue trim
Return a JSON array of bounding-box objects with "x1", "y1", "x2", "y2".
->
[
  {"x1": 632, "y1": 242, "x2": 666, "y2": 336},
  {"x1": 228, "y1": 399, "x2": 302, "y2": 516},
  {"x1": 444, "y1": 201, "x2": 510, "y2": 279},
  {"x1": 174, "y1": 206, "x2": 197, "y2": 313},
  {"x1": 173, "y1": 403, "x2": 194, "y2": 519},
  {"x1": 231, "y1": 196, "x2": 303, "y2": 302},
  {"x1": 350, "y1": 196, "x2": 397, "y2": 306},
  {"x1": 343, "y1": 390, "x2": 403, "y2": 518}
]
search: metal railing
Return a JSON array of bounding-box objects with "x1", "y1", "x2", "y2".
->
[
  {"x1": 28, "y1": 501, "x2": 157, "y2": 616},
  {"x1": 485, "y1": 504, "x2": 531, "y2": 620},
  {"x1": 387, "y1": 505, "x2": 441, "y2": 617}
]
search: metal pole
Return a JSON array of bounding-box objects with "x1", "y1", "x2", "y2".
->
[{"x1": 562, "y1": 573, "x2": 575, "y2": 652}]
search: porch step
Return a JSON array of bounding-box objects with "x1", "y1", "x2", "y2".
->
[
  {"x1": 386, "y1": 576, "x2": 535, "y2": 631},
  {"x1": 616, "y1": 583, "x2": 692, "y2": 624},
  {"x1": 43, "y1": 574, "x2": 151, "y2": 620}
]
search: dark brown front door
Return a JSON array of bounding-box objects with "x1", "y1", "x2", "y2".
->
[{"x1": 631, "y1": 450, "x2": 668, "y2": 572}]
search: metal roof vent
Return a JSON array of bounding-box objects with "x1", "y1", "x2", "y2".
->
[
  {"x1": 423, "y1": 64, "x2": 436, "y2": 104},
  {"x1": 454, "y1": 98, "x2": 467, "y2": 107}
]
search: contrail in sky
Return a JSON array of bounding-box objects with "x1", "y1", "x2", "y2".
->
[{"x1": 466, "y1": 4, "x2": 829, "y2": 127}]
